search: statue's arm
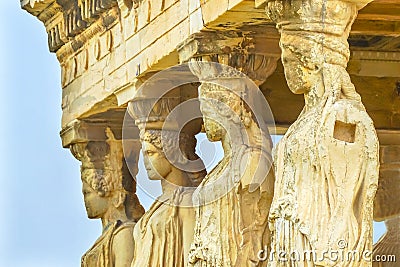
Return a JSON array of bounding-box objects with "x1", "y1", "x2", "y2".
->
[{"x1": 112, "y1": 227, "x2": 135, "y2": 267}]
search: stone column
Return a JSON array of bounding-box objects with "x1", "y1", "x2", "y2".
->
[
  {"x1": 265, "y1": 0, "x2": 378, "y2": 266},
  {"x1": 61, "y1": 117, "x2": 144, "y2": 267},
  {"x1": 178, "y1": 34, "x2": 278, "y2": 266},
  {"x1": 373, "y1": 142, "x2": 400, "y2": 266}
]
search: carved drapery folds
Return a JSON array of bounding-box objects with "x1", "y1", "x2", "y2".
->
[{"x1": 266, "y1": 0, "x2": 379, "y2": 266}]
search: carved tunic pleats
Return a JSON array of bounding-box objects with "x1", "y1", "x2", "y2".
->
[
  {"x1": 81, "y1": 221, "x2": 136, "y2": 267},
  {"x1": 131, "y1": 188, "x2": 194, "y2": 267},
  {"x1": 268, "y1": 88, "x2": 379, "y2": 267},
  {"x1": 189, "y1": 146, "x2": 274, "y2": 267}
]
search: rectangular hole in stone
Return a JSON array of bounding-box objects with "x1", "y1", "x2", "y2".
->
[{"x1": 333, "y1": 121, "x2": 356, "y2": 143}]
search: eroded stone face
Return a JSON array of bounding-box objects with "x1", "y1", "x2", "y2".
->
[
  {"x1": 280, "y1": 42, "x2": 321, "y2": 94},
  {"x1": 199, "y1": 97, "x2": 226, "y2": 142},
  {"x1": 81, "y1": 179, "x2": 111, "y2": 219}
]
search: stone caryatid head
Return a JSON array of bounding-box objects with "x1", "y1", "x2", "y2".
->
[
  {"x1": 189, "y1": 61, "x2": 273, "y2": 144},
  {"x1": 127, "y1": 88, "x2": 206, "y2": 194},
  {"x1": 71, "y1": 128, "x2": 145, "y2": 267},
  {"x1": 72, "y1": 128, "x2": 144, "y2": 223},
  {"x1": 266, "y1": 0, "x2": 374, "y2": 96},
  {"x1": 139, "y1": 129, "x2": 205, "y2": 188},
  {"x1": 198, "y1": 82, "x2": 256, "y2": 140}
]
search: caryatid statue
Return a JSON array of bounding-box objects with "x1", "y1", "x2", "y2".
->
[
  {"x1": 266, "y1": 0, "x2": 379, "y2": 266},
  {"x1": 187, "y1": 62, "x2": 275, "y2": 266},
  {"x1": 71, "y1": 128, "x2": 145, "y2": 267},
  {"x1": 127, "y1": 88, "x2": 207, "y2": 267}
]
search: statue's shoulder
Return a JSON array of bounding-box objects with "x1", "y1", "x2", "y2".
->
[
  {"x1": 171, "y1": 187, "x2": 196, "y2": 208},
  {"x1": 113, "y1": 220, "x2": 136, "y2": 237}
]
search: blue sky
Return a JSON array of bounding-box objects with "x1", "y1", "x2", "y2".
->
[
  {"x1": 1, "y1": 2, "x2": 99, "y2": 266},
  {"x1": 0, "y1": 1, "x2": 385, "y2": 266}
]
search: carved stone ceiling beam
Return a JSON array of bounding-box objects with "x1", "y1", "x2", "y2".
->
[
  {"x1": 357, "y1": 14, "x2": 400, "y2": 22},
  {"x1": 352, "y1": 1, "x2": 400, "y2": 37},
  {"x1": 358, "y1": 0, "x2": 400, "y2": 17},
  {"x1": 351, "y1": 21, "x2": 400, "y2": 37},
  {"x1": 348, "y1": 51, "x2": 400, "y2": 78},
  {"x1": 378, "y1": 130, "x2": 400, "y2": 145}
]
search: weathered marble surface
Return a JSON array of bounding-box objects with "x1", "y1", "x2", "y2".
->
[
  {"x1": 187, "y1": 62, "x2": 275, "y2": 267},
  {"x1": 266, "y1": 0, "x2": 379, "y2": 266}
]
